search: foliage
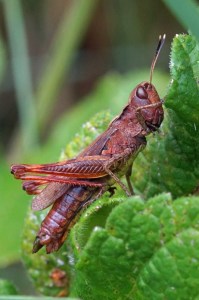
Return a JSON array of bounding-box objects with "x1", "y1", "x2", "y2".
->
[
  {"x1": 0, "y1": 70, "x2": 168, "y2": 266},
  {"x1": 21, "y1": 111, "x2": 112, "y2": 297},
  {"x1": 3, "y1": 0, "x2": 38, "y2": 151},
  {"x1": 132, "y1": 34, "x2": 199, "y2": 198},
  {"x1": 0, "y1": 279, "x2": 18, "y2": 295},
  {"x1": 21, "y1": 208, "x2": 70, "y2": 297},
  {"x1": 36, "y1": 0, "x2": 99, "y2": 131},
  {"x1": 1, "y1": 0, "x2": 199, "y2": 298},
  {"x1": 0, "y1": 0, "x2": 100, "y2": 266},
  {"x1": 72, "y1": 194, "x2": 199, "y2": 300},
  {"x1": 0, "y1": 161, "x2": 29, "y2": 266},
  {"x1": 67, "y1": 35, "x2": 199, "y2": 300},
  {"x1": 72, "y1": 34, "x2": 199, "y2": 300},
  {"x1": 22, "y1": 34, "x2": 199, "y2": 299}
]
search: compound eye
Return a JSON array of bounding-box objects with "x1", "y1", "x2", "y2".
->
[{"x1": 136, "y1": 86, "x2": 148, "y2": 99}]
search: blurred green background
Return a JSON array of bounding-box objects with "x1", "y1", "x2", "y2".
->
[{"x1": 0, "y1": 0, "x2": 198, "y2": 295}]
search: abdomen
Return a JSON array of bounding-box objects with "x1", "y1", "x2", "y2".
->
[{"x1": 33, "y1": 185, "x2": 98, "y2": 253}]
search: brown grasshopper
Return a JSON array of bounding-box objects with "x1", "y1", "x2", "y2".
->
[{"x1": 11, "y1": 34, "x2": 165, "y2": 254}]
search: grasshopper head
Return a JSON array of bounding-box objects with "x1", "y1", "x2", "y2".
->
[
  {"x1": 130, "y1": 81, "x2": 164, "y2": 131},
  {"x1": 129, "y1": 34, "x2": 165, "y2": 132}
]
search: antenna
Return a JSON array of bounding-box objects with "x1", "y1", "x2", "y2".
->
[{"x1": 149, "y1": 34, "x2": 166, "y2": 85}]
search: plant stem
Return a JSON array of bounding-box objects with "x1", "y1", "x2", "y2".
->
[
  {"x1": 36, "y1": 0, "x2": 99, "y2": 132},
  {"x1": 3, "y1": 0, "x2": 39, "y2": 153},
  {"x1": 0, "y1": 35, "x2": 6, "y2": 82}
]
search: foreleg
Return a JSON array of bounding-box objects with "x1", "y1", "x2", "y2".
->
[{"x1": 103, "y1": 148, "x2": 135, "y2": 197}]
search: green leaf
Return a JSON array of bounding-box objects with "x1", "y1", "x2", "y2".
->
[
  {"x1": 134, "y1": 229, "x2": 199, "y2": 299},
  {"x1": 70, "y1": 194, "x2": 124, "y2": 258},
  {"x1": 0, "y1": 279, "x2": 18, "y2": 295},
  {"x1": 73, "y1": 194, "x2": 199, "y2": 300},
  {"x1": 21, "y1": 207, "x2": 70, "y2": 297},
  {"x1": 0, "y1": 160, "x2": 29, "y2": 266},
  {"x1": 132, "y1": 34, "x2": 199, "y2": 198},
  {"x1": 0, "y1": 297, "x2": 78, "y2": 300}
]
